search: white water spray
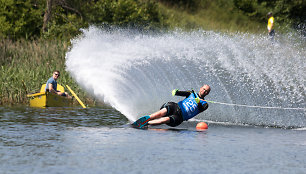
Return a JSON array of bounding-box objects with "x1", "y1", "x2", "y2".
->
[{"x1": 66, "y1": 26, "x2": 305, "y2": 128}]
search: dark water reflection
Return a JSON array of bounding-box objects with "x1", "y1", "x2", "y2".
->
[{"x1": 1, "y1": 106, "x2": 128, "y2": 127}]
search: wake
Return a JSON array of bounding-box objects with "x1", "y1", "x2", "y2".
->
[{"x1": 66, "y1": 26, "x2": 305, "y2": 128}]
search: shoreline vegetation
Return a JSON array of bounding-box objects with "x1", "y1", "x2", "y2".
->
[
  {"x1": 0, "y1": 39, "x2": 98, "y2": 106},
  {"x1": 1, "y1": 0, "x2": 305, "y2": 106}
]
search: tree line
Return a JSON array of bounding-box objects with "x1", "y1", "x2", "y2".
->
[
  {"x1": 0, "y1": 0, "x2": 305, "y2": 40},
  {"x1": 0, "y1": 0, "x2": 167, "y2": 40}
]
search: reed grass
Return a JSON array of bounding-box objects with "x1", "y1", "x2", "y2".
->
[{"x1": 0, "y1": 38, "x2": 96, "y2": 106}]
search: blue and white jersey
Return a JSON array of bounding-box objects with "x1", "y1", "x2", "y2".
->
[{"x1": 178, "y1": 93, "x2": 208, "y2": 121}]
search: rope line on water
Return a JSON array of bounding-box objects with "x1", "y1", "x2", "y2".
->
[{"x1": 205, "y1": 100, "x2": 306, "y2": 111}]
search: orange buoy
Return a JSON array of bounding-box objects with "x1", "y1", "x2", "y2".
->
[{"x1": 196, "y1": 122, "x2": 208, "y2": 130}]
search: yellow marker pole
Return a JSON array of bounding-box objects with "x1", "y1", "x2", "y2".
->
[{"x1": 66, "y1": 85, "x2": 86, "y2": 108}]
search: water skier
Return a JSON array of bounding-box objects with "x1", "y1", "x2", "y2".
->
[{"x1": 144, "y1": 85, "x2": 211, "y2": 127}]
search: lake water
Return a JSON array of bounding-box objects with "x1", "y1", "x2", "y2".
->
[{"x1": 1, "y1": 106, "x2": 305, "y2": 174}]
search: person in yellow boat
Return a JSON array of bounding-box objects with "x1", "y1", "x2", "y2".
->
[
  {"x1": 267, "y1": 12, "x2": 275, "y2": 39},
  {"x1": 45, "y1": 70, "x2": 71, "y2": 98}
]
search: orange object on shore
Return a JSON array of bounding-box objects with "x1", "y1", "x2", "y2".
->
[{"x1": 196, "y1": 122, "x2": 208, "y2": 130}]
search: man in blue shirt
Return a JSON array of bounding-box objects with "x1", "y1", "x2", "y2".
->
[
  {"x1": 147, "y1": 85, "x2": 210, "y2": 127},
  {"x1": 45, "y1": 70, "x2": 71, "y2": 98}
]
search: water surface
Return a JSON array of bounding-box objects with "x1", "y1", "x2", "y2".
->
[{"x1": 1, "y1": 106, "x2": 305, "y2": 174}]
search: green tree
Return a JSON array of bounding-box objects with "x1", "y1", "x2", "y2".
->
[
  {"x1": 233, "y1": 0, "x2": 306, "y2": 29},
  {"x1": 0, "y1": 0, "x2": 44, "y2": 39},
  {"x1": 0, "y1": 0, "x2": 167, "y2": 39},
  {"x1": 86, "y1": 0, "x2": 166, "y2": 29}
]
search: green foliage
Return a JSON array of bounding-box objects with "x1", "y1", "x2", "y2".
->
[
  {"x1": 158, "y1": 0, "x2": 265, "y2": 33},
  {"x1": 1, "y1": 0, "x2": 304, "y2": 39},
  {"x1": 158, "y1": 0, "x2": 203, "y2": 12},
  {"x1": 86, "y1": 0, "x2": 166, "y2": 29},
  {"x1": 233, "y1": 0, "x2": 306, "y2": 28},
  {"x1": 0, "y1": 0, "x2": 44, "y2": 39},
  {"x1": 159, "y1": 0, "x2": 305, "y2": 33},
  {"x1": 0, "y1": 0, "x2": 167, "y2": 40},
  {"x1": 42, "y1": 9, "x2": 87, "y2": 39}
]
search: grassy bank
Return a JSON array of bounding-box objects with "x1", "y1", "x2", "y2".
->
[
  {"x1": 157, "y1": 0, "x2": 300, "y2": 34},
  {"x1": 0, "y1": 39, "x2": 96, "y2": 106},
  {"x1": 158, "y1": 1, "x2": 266, "y2": 33}
]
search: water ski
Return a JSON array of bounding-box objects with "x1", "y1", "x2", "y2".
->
[{"x1": 132, "y1": 115, "x2": 151, "y2": 128}]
